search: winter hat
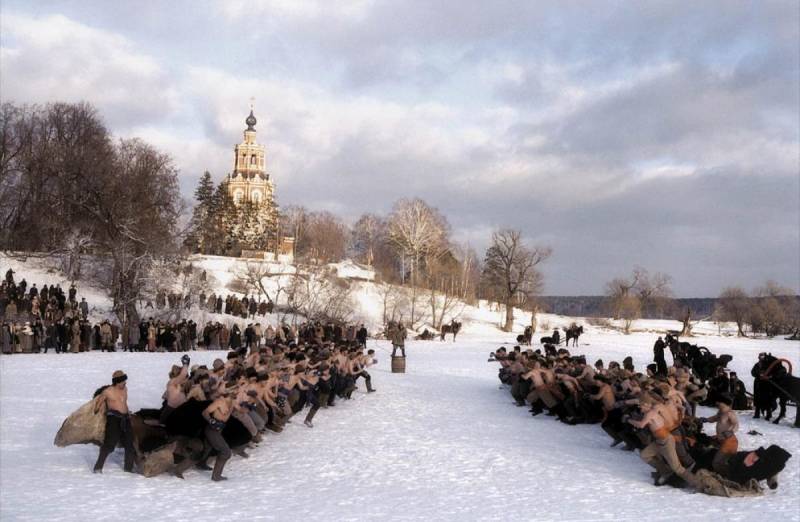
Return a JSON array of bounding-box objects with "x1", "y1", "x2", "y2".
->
[
  {"x1": 112, "y1": 370, "x2": 127, "y2": 384},
  {"x1": 716, "y1": 394, "x2": 733, "y2": 406}
]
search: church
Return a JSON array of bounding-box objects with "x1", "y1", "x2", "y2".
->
[
  {"x1": 191, "y1": 105, "x2": 293, "y2": 260},
  {"x1": 226, "y1": 108, "x2": 273, "y2": 208}
]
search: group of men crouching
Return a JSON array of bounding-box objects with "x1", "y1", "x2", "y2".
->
[
  {"x1": 91, "y1": 342, "x2": 378, "y2": 481},
  {"x1": 490, "y1": 343, "x2": 792, "y2": 494}
]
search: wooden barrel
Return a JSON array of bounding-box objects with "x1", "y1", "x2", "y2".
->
[{"x1": 391, "y1": 356, "x2": 406, "y2": 374}]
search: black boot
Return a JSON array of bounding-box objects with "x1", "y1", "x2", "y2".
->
[
  {"x1": 211, "y1": 456, "x2": 229, "y2": 482},
  {"x1": 93, "y1": 447, "x2": 112, "y2": 473}
]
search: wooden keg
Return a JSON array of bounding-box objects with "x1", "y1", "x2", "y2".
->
[{"x1": 391, "y1": 355, "x2": 406, "y2": 373}]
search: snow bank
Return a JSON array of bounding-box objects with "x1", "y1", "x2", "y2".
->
[{"x1": 1, "y1": 330, "x2": 798, "y2": 521}]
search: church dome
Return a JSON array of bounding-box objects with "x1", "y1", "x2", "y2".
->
[{"x1": 245, "y1": 110, "x2": 257, "y2": 131}]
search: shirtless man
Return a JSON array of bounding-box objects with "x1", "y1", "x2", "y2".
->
[
  {"x1": 523, "y1": 361, "x2": 556, "y2": 416},
  {"x1": 353, "y1": 349, "x2": 376, "y2": 393},
  {"x1": 299, "y1": 367, "x2": 321, "y2": 427},
  {"x1": 201, "y1": 386, "x2": 235, "y2": 481},
  {"x1": 93, "y1": 370, "x2": 135, "y2": 473},
  {"x1": 575, "y1": 357, "x2": 596, "y2": 388},
  {"x1": 590, "y1": 375, "x2": 632, "y2": 448},
  {"x1": 186, "y1": 372, "x2": 209, "y2": 401},
  {"x1": 508, "y1": 354, "x2": 528, "y2": 406},
  {"x1": 160, "y1": 354, "x2": 190, "y2": 424},
  {"x1": 699, "y1": 394, "x2": 739, "y2": 474},
  {"x1": 541, "y1": 362, "x2": 566, "y2": 413},
  {"x1": 231, "y1": 377, "x2": 260, "y2": 447},
  {"x1": 305, "y1": 362, "x2": 333, "y2": 427},
  {"x1": 629, "y1": 395, "x2": 692, "y2": 485},
  {"x1": 675, "y1": 370, "x2": 705, "y2": 416}
]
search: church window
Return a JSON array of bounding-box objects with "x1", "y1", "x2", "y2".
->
[
  {"x1": 252, "y1": 190, "x2": 262, "y2": 204},
  {"x1": 233, "y1": 189, "x2": 244, "y2": 204},
  {"x1": 251, "y1": 154, "x2": 257, "y2": 165}
]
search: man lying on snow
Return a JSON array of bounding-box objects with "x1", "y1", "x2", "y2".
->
[
  {"x1": 489, "y1": 342, "x2": 792, "y2": 495},
  {"x1": 55, "y1": 340, "x2": 379, "y2": 480}
]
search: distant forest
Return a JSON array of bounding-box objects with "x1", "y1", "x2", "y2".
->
[{"x1": 537, "y1": 295, "x2": 800, "y2": 321}]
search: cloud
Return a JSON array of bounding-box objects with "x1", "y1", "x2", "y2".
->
[
  {"x1": 1, "y1": 3, "x2": 797, "y2": 295},
  {"x1": 0, "y1": 13, "x2": 181, "y2": 131}
]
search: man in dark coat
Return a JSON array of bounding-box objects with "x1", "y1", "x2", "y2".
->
[
  {"x1": 653, "y1": 336, "x2": 667, "y2": 376},
  {"x1": 728, "y1": 372, "x2": 749, "y2": 410},
  {"x1": 751, "y1": 354, "x2": 776, "y2": 419},
  {"x1": 357, "y1": 324, "x2": 368, "y2": 348}
]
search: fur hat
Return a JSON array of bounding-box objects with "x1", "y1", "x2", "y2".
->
[{"x1": 111, "y1": 370, "x2": 127, "y2": 384}]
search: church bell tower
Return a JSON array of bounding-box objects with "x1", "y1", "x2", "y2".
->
[{"x1": 227, "y1": 101, "x2": 273, "y2": 206}]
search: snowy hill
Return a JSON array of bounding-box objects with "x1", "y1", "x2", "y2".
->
[{"x1": 0, "y1": 252, "x2": 768, "y2": 340}]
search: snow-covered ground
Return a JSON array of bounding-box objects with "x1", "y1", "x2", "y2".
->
[{"x1": 1, "y1": 330, "x2": 798, "y2": 521}]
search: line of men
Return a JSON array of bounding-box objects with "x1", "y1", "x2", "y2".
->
[
  {"x1": 1, "y1": 270, "x2": 369, "y2": 354},
  {"x1": 2, "y1": 316, "x2": 370, "y2": 355},
  {"x1": 491, "y1": 341, "x2": 790, "y2": 492},
  {"x1": 93, "y1": 340, "x2": 378, "y2": 481},
  {"x1": 146, "y1": 289, "x2": 275, "y2": 320}
]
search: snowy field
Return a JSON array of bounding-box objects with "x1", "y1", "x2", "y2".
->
[{"x1": 1, "y1": 331, "x2": 798, "y2": 522}]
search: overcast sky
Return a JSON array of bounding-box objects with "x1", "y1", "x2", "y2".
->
[{"x1": 2, "y1": 1, "x2": 798, "y2": 296}]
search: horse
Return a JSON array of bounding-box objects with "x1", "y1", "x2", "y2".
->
[
  {"x1": 517, "y1": 326, "x2": 533, "y2": 346},
  {"x1": 440, "y1": 320, "x2": 462, "y2": 342},
  {"x1": 564, "y1": 325, "x2": 583, "y2": 347},
  {"x1": 760, "y1": 354, "x2": 800, "y2": 427},
  {"x1": 685, "y1": 345, "x2": 732, "y2": 383}
]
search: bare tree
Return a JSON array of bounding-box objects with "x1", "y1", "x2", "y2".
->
[
  {"x1": 387, "y1": 198, "x2": 450, "y2": 324},
  {"x1": 281, "y1": 205, "x2": 309, "y2": 260},
  {"x1": 303, "y1": 211, "x2": 349, "y2": 263},
  {"x1": 453, "y1": 243, "x2": 481, "y2": 303},
  {"x1": 60, "y1": 229, "x2": 95, "y2": 284},
  {"x1": 234, "y1": 260, "x2": 293, "y2": 307},
  {"x1": 481, "y1": 229, "x2": 552, "y2": 332},
  {"x1": 675, "y1": 306, "x2": 697, "y2": 336},
  {"x1": 287, "y1": 267, "x2": 355, "y2": 323},
  {"x1": 754, "y1": 280, "x2": 795, "y2": 337},
  {"x1": 617, "y1": 295, "x2": 642, "y2": 334},
  {"x1": 605, "y1": 275, "x2": 640, "y2": 319},
  {"x1": 718, "y1": 287, "x2": 750, "y2": 336},
  {"x1": 377, "y1": 283, "x2": 403, "y2": 325},
  {"x1": 605, "y1": 267, "x2": 672, "y2": 320},
  {"x1": 634, "y1": 268, "x2": 673, "y2": 318},
  {"x1": 426, "y1": 253, "x2": 466, "y2": 329},
  {"x1": 351, "y1": 213, "x2": 385, "y2": 266},
  {"x1": 0, "y1": 103, "x2": 183, "y2": 325}
]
